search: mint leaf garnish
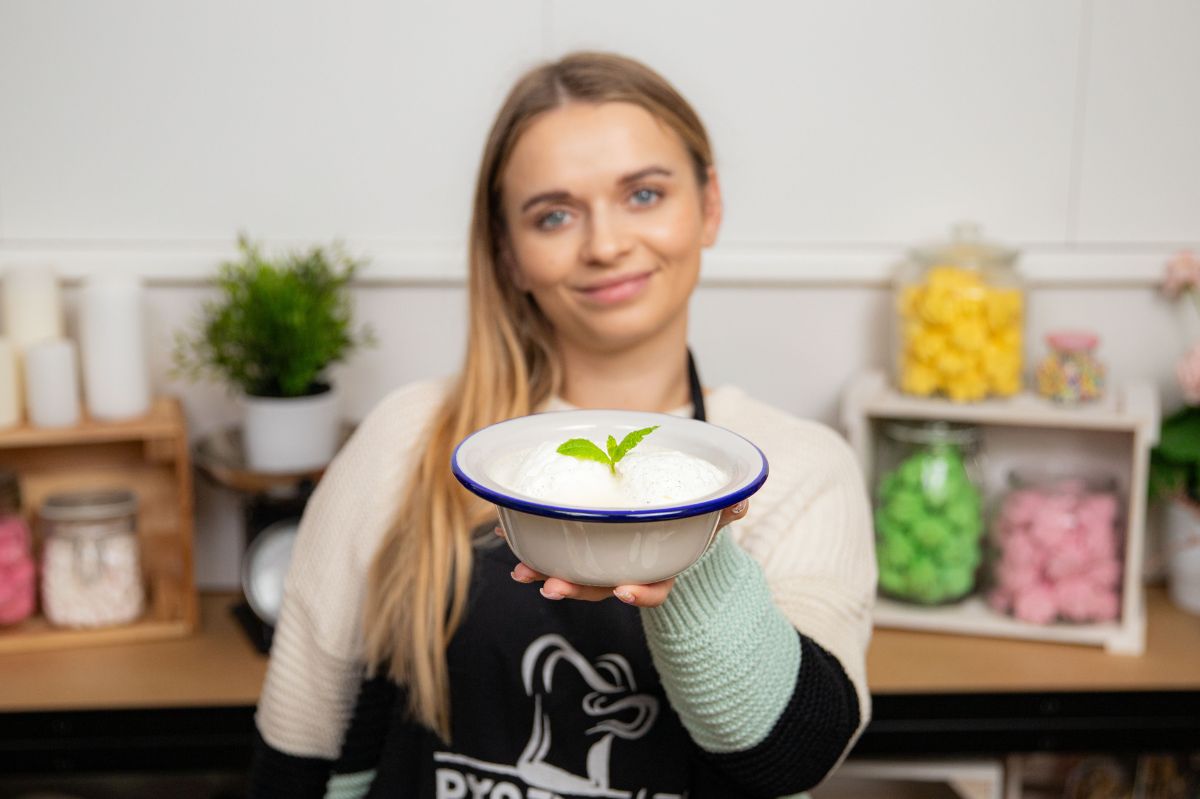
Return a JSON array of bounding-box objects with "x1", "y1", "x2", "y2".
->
[
  {"x1": 613, "y1": 425, "x2": 659, "y2": 463},
  {"x1": 556, "y1": 425, "x2": 660, "y2": 476}
]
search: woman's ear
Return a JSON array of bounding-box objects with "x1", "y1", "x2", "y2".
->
[{"x1": 700, "y1": 165, "x2": 723, "y2": 248}]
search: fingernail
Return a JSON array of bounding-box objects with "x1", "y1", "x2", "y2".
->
[
  {"x1": 510, "y1": 570, "x2": 531, "y2": 583},
  {"x1": 494, "y1": 525, "x2": 504, "y2": 536},
  {"x1": 614, "y1": 589, "x2": 636, "y2": 604},
  {"x1": 540, "y1": 587, "x2": 564, "y2": 601},
  {"x1": 732, "y1": 501, "x2": 747, "y2": 515}
]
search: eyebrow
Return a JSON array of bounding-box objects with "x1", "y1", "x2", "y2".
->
[{"x1": 519, "y1": 165, "x2": 674, "y2": 213}]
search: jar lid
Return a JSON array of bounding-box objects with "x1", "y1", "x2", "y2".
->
[
  {"x1": 1046, "y1": 330, "x2": 1099, "y2": 352},
  {"x1": 40, "y1": 489, "x2": 138, "y2": 522},
  {"x1": 885, "y1": 419, "x2": 980, "y2": 446},
  {"x1": 909, "y1": 222, "x2": 1018, "y2": 270}
]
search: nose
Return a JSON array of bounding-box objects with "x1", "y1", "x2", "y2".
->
[{"x1": 582, "y1": 205, "x2": 632, "y2": 266}]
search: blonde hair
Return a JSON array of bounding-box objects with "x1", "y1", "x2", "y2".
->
[{"x1": 362, "y1": 51, "x2": 715, "y2": 742}]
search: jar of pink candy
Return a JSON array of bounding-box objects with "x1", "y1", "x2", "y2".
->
[
  {"x1": 987, "y1": 471, "x2": 1123, "y2": 625},
  {"x1": 0, "y1": 469, "x2": 36, "y2": 626}
]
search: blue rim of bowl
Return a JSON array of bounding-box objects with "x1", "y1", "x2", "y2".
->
[{"x1": 450, "y1": 425, "x2": 769, "y2": 523}]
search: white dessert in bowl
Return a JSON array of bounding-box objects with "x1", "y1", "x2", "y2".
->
[{"x1": 452, "y1": 409, "x2": 769, "y2": 586}]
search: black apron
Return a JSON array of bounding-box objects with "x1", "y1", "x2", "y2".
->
[{"x1": 369, "y1": 350, "x2": 750, "y2": 799}]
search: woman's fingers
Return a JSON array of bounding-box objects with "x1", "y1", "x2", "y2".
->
[
  {"x1": 612, "y1": 578, "x2": 676, "y2": 608},
  {"x1": 540, "y1": 577, "x2": 619, "y2": 602},
  {"x1": 510, "y1": 561, "x2": 544, "y2": 583},
  {"x1": 510, "y1": 562, "x2": 677, "y2": 607},
  {"x1": 717, "y1": 499, "x2": 750, "y2": 530}
]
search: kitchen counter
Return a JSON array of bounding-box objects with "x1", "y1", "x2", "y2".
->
[{"x1": 1, "y1": 588, "x2": 1197, "y2": 772}]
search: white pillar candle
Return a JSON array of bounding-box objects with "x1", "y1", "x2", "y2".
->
[
  {"x1": 2, "y1": 266, "x2": 63, "y2": 351},
  {"x1": 80, "y1": 275, "x2": 151, "y2": 421},
  {"x1": 0, "y1": 338, "x2": 20, "y2": 428},
  {"x1": 24, "y1": 338, "x2": 80, "y2": 428}
]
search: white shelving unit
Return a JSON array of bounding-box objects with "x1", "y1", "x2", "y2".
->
[{"x1": 841, "y1": 370, "x2": 1160, "y2": 655}]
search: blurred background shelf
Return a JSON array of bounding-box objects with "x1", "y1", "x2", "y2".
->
[
  {"x1": 0, "y1": 396, "x2": 198, "y2": 653},
  {"x1": 842, "y1": 370, "x2": 1160, "y2": 655}
]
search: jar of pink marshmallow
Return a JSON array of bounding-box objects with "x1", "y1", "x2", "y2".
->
[
  {"x1": 986, "y1": 471, "x2": 1123, "y2": 625},
  {"x1": 0, "y1": 469, "x2": 36, "y2": 626}
]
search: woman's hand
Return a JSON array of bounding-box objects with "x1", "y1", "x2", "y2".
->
[{"x1": 502, "y1": 500, "x2": 749, "y2": 608}]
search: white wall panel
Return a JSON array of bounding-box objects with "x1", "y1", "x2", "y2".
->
[
  {"x1": 1075, "y1": 0, "x2": 1200, "y2": 242},
  {"x1": 550, "y1": 0, "x2": 1082, "y2": 245},
  {"x1": 0, "y1": 0, "x2": 543, "y2": 243}
]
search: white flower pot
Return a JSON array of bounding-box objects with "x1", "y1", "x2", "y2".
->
[
  {"x1": 242, "y1": 385, "x2": 341, "y2": 473},
  {"x1": 1165, "y1": 499, "x2": 1200, "y2": 616}
]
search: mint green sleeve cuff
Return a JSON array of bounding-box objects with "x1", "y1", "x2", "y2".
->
[
  {"x1": 639, "y1": 528, "x2": 802, "y2": 753},
  {"x1": 324, "y1": 770, "x2": 375, "y2": 799}
]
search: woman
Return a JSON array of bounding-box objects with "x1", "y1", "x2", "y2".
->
[{"x1": 252, "y1": 51, "x2": 875, "y2": 799}]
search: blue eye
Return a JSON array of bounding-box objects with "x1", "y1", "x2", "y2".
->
[
  {"x1": 630, "y1": 187, "x2": 662, "y2": 206},
  {"x1": 537, "y1": 210, "x2": 569, "y2": 230}
]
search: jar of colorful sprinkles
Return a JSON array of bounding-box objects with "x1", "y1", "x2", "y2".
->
[{"x1": 1036, "y1": 330, "x2": 1105, "y2": 404}]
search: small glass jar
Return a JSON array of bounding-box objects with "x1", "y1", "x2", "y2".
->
[
  {"x1": 0, "y1": 469, "x2": 35, "y2": 626},
  {"x1": 894, "y1": 223, "x2": 1025, "y2": 402},
  {"x1": 987, "y1": 471, "x2": 1122, "y2": 625},
  {"x1": 1036, "y1": 331, "x2": 1105, "y2": 404},
  {"x1": 874, "y1": 420, "x2": 985, "y2": 605},
  {"x1": 39, "y1": 489, "x2": 144, "y2": 628}
]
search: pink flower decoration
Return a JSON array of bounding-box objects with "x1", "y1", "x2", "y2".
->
[
  {"x1": 1164, "y1": 250, "x2": 1200, "y2": 299},
  {"x1": 1177, "y1": 342, "x2": 1200, "y2": 405}
]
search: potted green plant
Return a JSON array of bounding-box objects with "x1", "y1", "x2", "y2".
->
[
  {"x1": 1152, "y1": 250, "x2": 1200, "y2": 614},
  {"x1": 174, "y1": 234, "x2": 375, "y2": 473}
]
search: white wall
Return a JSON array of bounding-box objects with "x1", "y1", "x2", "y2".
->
[{"x1": 3, "y1": 1, "x2": 1197, "y2": 588}]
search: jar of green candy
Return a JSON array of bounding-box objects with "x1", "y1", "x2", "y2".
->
[{"x1": 874, "y1": 420, "x2": 984, "y2": 605}]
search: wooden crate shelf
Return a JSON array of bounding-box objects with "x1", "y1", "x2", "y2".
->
[
  {"x1": 842, "y1": 371, "x2": 1160, "y2": 655},
  {"x1": 0, "y1": 396, "x2": 198, "y2": 653}
]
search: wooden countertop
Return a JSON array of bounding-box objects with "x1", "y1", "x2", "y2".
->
[
  {"x1": 0, "y1": 593, "x2": 268, "y2": 712},
  {"x1": 0, "y1": 588, "x2": 1196, "y2": 713},
  {"x1": 867, "y1": 588, "x2": 1200, "y2": 693}
]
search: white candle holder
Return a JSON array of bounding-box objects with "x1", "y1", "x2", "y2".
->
[
  {"x1": 24, "y1": 338, "x2": 81, "y2": 428},
  {"x1": 80, "y1": 275, "x2": 151, "y2": 421}
]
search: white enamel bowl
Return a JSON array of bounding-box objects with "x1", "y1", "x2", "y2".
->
[{"x1": 451, "y1": 409, "x2": 768, "y2": 586}]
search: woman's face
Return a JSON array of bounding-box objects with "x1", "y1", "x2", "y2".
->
[{"x1": 499, "y1": 101, "x2": 721, "y2": 353}]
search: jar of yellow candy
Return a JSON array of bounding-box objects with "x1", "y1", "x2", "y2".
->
[{"x1": 894, "y1": 223, "x2": 1025, "y2": 402}]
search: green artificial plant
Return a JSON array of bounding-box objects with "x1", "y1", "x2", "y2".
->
[{"x1": 173, "y1": 234, "x2": 376, "y2": 398}]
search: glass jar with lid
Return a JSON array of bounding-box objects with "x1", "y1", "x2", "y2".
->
[
  {"x1": 874, "y1": 420, "x2": 985, "y2": 605},
  {"x1": 39, "y1": 489, "x2": 144, "y2": 628},
  {"x1": 0, "y1": 469, "x2": 35, "y2": 626},
  {"x1": 894, "y1": 223, "x2": 1025, "y2": 402},
  {"x1": 987, "y1": 470, "x2": 1122, "y2": 624},
  {"x1": 1035, "y1": 330, "x2": 1106, "y2": 404}
]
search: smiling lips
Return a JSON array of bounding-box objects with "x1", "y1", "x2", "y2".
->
[{"x1": 575, "y1": 271, "x2": 654, "y2": 306}]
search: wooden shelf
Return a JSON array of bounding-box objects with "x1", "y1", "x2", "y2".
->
[
  {"x1": 0, "y1": 395, "x2": 198, "y2": 654},
  {"x1": 842, "y1": 370, "x2": 1160, "y2": 655},
  {"x1": 0, "y1": 397, "x2": 185, "y2": 449}
]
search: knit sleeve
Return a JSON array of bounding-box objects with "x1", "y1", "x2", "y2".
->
[
  {"x1": 251, "y1": 378, "x2": 450, "y2": 791},
  {"x1": 641, "y1": 392, "x2": 877, "y2": 796},
  {"x1": 323, "y1": 670, "x2": 401, "y2": 799},
  {"x1": 640, "y1": 529, "x2": 860, "y2": 797}
]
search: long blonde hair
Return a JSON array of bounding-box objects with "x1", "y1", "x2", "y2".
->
[{"x1": 363, "y1": 51, "x2": 715, "y2": 742}]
